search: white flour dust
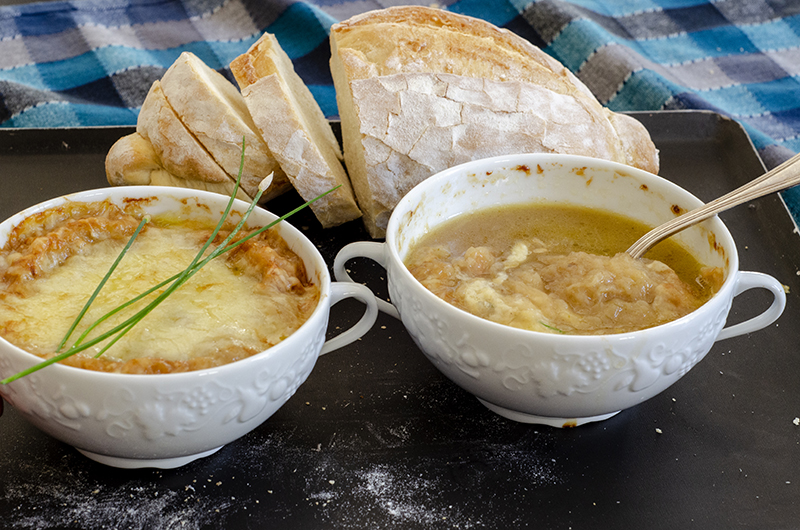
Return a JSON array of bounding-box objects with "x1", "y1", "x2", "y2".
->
[
  {"x1": 3, "y1": 456, "x2": 238, "y2": 530},
  {"x1": 4, "y1": 407, "x2": 562, "y2": 529},
  {"x1": 272, "y1": 441, "x2": 561, "y2": 529},
  {"x1": 355, "y1": 464, "x2": 473, "y2": 527}
]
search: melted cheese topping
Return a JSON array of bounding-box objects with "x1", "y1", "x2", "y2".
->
[{"x1": 0, "y1": 200, "x2": 319, "y2": 374}]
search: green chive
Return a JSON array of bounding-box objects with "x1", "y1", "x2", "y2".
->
[
  {"x1": 1, "y1": 137, "x2": 339, "y2": 385},
  {"x1": 539, "y1": 321, "x2": 566, "y2": 334}
]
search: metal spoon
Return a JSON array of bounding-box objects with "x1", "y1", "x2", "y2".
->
[{"x1": 626, "y1": 151, "x2": 800, "y2": 259}]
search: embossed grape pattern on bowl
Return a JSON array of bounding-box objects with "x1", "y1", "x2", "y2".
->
[
  {"x1": 334, "y1": 153, "x2": 786, "y2": 427},
  {"x1": 0, "y1": 187, "x2": 378, "y2": 469}
]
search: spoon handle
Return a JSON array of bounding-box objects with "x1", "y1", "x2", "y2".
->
[{"x1": 627, "y1": 150, "x2": 800, "y2": 259}]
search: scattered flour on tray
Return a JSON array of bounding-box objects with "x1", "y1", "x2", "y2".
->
[
  {"x1": 2, "y1": 454, "x2": 237, "y2": 530},
  {"x1": 3, "y1": 398, "x2": 561, "y2": 529},
  {"x1": 308, "y1": 453, "x2": 560, "y2": 529},
  {"x1": 232, "y1": 428, "x2": 562, "y2": 529}
]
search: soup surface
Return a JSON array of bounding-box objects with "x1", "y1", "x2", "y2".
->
[
  {"x1": 0, "y1": 199, "x2": 319, "y2": 374},
  {"x1": 404, "y1": 203, "x2": 724, "y2": 335}
]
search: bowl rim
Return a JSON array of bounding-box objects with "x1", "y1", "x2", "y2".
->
[
  {"x1": 0, "y1": 185, "x2": 332, "y2": 381},
  {"x1": 384, "y1": 153, "x2": 740, "y2": 341}
]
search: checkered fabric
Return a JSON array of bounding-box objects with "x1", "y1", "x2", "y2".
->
[{"x1": 1, "y1": 0, "x2": 798, "y2": 205}]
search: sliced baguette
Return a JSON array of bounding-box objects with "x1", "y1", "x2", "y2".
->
[
  {"x1": 159, "y1": 52, "x2": 291, "y2": 202},
  {"x1": 231, "y1": 32, "x2": 362, "y2": 228},
  {"x1": 105, "y1": 132, "x2": 251, "y2": 200},
  {"x1": 330, "y1": 6, "x2": 659, "y2": 237},
  {"x1": 136, "y1": 80, "x2": 232, "y2": 186}
]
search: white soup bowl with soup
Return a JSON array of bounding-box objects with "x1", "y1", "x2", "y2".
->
[
  {"x1": 0, "y1": 186, "x2": 378, "y2": 468},
  {"x1": 334, "y1": 153, "x2": 786, "y2": 427}
]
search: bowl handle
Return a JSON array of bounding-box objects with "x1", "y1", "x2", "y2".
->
[
  {"x1": 319, "y1": 281, "x2": 379, "y2": 355},
  {"x1": 333, "y1": 241, "x2": 400, "y2": 319},
  {"x1": 715, "y1": 271, "x2": 786, "y2": 341}
]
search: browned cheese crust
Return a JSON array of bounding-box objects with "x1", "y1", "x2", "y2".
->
[{"x1": 0, "y1": 200, "x2": 319, "y2": 375}]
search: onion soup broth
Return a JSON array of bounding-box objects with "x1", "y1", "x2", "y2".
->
[{"x1": 404, "y1": 203, "x2": 723, "y2": 335}]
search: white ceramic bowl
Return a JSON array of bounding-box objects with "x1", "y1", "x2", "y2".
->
[
  {"x1": 334, "y1": 154, "x2": 786, "y2": 427},
  {"x1": 0, "y1": 187, "x2": 378, "y2": 468}
]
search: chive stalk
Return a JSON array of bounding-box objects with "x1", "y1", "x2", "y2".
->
[
  {"x1": 539, "y1": 321, "x2": 566, "y2": 334},
  {"x1": 56, "y1": 215, "x2": 150, "y2": 354},
  {"x1": 1, "y1": 141, "x2": 338, "y2": 384}
]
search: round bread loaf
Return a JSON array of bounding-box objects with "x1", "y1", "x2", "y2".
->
[{"x1": 330, "y1": 6, "x2": 659, "y2": 238}]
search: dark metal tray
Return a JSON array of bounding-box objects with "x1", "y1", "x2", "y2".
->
[{"x1": 1, "y1": 111, "x2": 798, "y2": 529}]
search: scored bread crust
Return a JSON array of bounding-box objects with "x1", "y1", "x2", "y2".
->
[
  {"x1": 231, "y1": 32, "x2": 362, "y2": 228},
  {"x1": 159, "y1": 52, "x2": 291, "y2": 202},
  {"x1": 105, "y1": 132, "x2": 252, "y2": 201},
  {"x1": 351, "y1": 72, "x2": 645, "y2": 214},
  {"x1": 137, "y1": 80, "x2": 231, "y2": 185},
  {"x1": 332, "y1": 6, "x2": 597, "y2": 99},
  {"x1": 331, "y1": 6, "x2": 659, "y2": 237}
]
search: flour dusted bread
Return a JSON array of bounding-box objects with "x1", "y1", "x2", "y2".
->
[
  {"x1": 136, "y1": 80, "x2": 231, "y2": 185},
  {"x1": 107, "y1": 7, "x2": 659, "y2": 237},
  {"x1": 159, "y1": 52, "x2": 291, "y2": 201},
  {"x1": 330, "y1": 6, "x2": 659, "y2": 237},
  {"x1": 107, "y1": 53, "x2": 290, "y2": 202},
  {"x1": 105, "y1": 132, "x2": 251, "y2": 201},
  {"x1": 231, "y1": 33, "x2": 361, "y2": 228}
]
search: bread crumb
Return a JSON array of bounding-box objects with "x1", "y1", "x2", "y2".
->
[
  {"x1": 793, "y1": 417, "x2": 799, "y2": 426},
  {"x1": 655, "y1": 428, "x2": 662, "y2": 434}
]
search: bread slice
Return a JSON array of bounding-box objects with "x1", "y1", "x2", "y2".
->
[
  {"x1": 106, "y1": 132, "x2": 251, "y2": 200},
  {"x1": 330, "y1": 6, "x2": 659, "y2": 237},
  {"x1": 159, "y1": 52, "x2": 291, "y2": 202},
  {"x1": 136, "y1": 80, "x2": 234, "y2": 185},
  {"x1": 231, "y1": 32, "x2": 362, "y2": 228},
  {"x1": 110, "y1": 53, "x2": 291, "y2": 203}
]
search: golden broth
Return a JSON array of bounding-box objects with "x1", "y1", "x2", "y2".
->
[
  {"x1": 404, "y1": 203, "x2": 723, "y2": 335},
  {"x1": 0, "y1": 200, "x2": 319, "y2": 374}
]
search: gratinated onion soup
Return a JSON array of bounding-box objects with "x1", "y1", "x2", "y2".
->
[
  {"x1": 404, "y1": 203, "x2": 724, "y2": 335},
  {"x1": 0, "y1": 199, "x2": 319, "y2": 374}
]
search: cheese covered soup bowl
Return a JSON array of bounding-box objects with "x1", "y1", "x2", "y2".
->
[
  {"x1": 0, "y1": 186, "x2": 378, "y2": 468},
  {"x1": 334, "y1": 153, "x2": 786, "y2": 427}
]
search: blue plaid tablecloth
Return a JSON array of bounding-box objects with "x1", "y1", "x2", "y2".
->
[{"x1": 1, "y1": 0, "x2": 798, "y2": 212}]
